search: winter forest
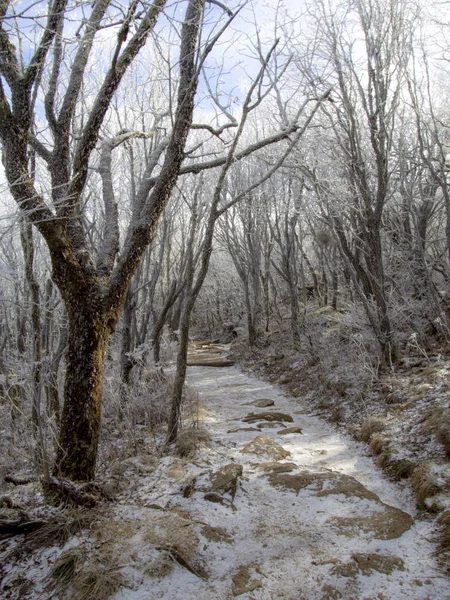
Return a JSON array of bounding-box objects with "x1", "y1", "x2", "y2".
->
[{"x1": 2, "y1": 0, "x2": 450, "y2": 597}]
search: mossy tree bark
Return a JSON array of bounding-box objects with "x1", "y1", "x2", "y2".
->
[{"x1": 56, "y1": 301, "x2": 112, "y2": 480}]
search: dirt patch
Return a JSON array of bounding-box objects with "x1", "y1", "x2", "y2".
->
[
  {"x1": 352, "y1": 553, "x2": 405, "y2": 574},
  {"x1": 232, "y1": 564, "x2": 262, "y2": 596},
  {"x1": 200, "y1": 524, "x2": 233, "y2": 544}
]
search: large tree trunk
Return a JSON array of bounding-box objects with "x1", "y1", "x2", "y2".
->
[{"x1": 55, "y1": 304, "x2": 112, "y2": 481}]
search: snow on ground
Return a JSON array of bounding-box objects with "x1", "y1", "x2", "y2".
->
[
  {"x1": 2, "y1": 356, "x2": 450, "y2": 599},
  {"x1": 111, "y1": 362, "x2": 449, "y2": 599}
]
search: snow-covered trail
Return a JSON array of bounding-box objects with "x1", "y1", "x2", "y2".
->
[
  {"x1": 115, "y1": 358, "x2": 450, "y2": 599},
  {"x1": 184, "y1": 363, "x2": 447, "y2": 599}
]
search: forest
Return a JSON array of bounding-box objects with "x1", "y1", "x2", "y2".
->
[{"x1": 1, "y1": 0, "x2": 450, "y2": 598}]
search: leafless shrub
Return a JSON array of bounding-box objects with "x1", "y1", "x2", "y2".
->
[{"x1": 98, "y1": 363, "x2": 174, "y2": 466}]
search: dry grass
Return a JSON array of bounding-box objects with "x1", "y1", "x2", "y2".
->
[
  {"x1": 358, "y1": 417, "x2": 386, "y2": 442},
  {"x1": 6, "y1": 509, "x2": 98, "y2": 562},
  {"x1": 369, "y1": 433, "x2": 389, "y2": 455},
  {"x1": 48, "y1": 546, "x2": 86, "y2": 594},
  {"x1": 71, "y1": 563, "x2": 123, "y2": 600},
  {"x1": 175, "y1": 427, "x2": 211, "y2": 458},
  {"x1": 385, "y1": 458, "x2": 415, "y2": 481},
  {"x1": 436, "y1": 421, "x2": 450, "y2": 459},
  {"x1": 330, "y1": 406, "x2": 344, "y2": 423},
  {"x1": 437, "y1": 511, "x2": 450, "y2": 564},
  {"x1": 145, "y1": 551, "x2": 175, "y2": 579},
  {"x1": 376, "y1": 449, "x2": 393, "y2": 469},
  {"x1": 411, "y1": 463, "x2": 440, "y2": 508},
  {"x1": 44, "y1": 519, "x2": 125, "y2": 599},
  {"x1": 421, "y1": 406, "x2": 450, "y2": 458}
]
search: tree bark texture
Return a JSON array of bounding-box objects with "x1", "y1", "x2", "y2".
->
[{"x1": 55, "y1": 303, "x2": 112, "y2": 481}]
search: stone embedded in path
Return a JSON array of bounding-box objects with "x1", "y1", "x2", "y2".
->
[
  {"x1": 265, "y1": 470, "x2": 413, "y2": 540},
  {"x1": 242, "y1": 411, "x2": 294, "y2": 424},
  {"x1": 277, "y1": 427, "x2": 303, "y2": 435},
  {"x1": 186, "y1": 358, "x2": 235, "y2": 367},
  {"x1": 241, "y1": 435, "x2": 290, "y2": 460},
  {"x1": 251, "y1": 399, "x2": 275, "y2": 408},
  {"x1": 257, "y1": 422, "x2": 285, "y2": 429},
  {"x1": 328, "y1": 509, "x2": 413, "y2": 541},
  {"x1": 227, "y1": 427, "x2": 260, "y2": 433},
  {"x1": 204, "y1": 492, "x2": 227, "y2": 504},
  {"x1": 257, "y1": 462, "x2": 298, "y2": 473},
  {"x1": 209, "y1": 464, "x2": 243, "y2": 499},
  {"x1": 331, "y1": 553, "x2": 405, "y2": 578},
  {"x1": 351, "y1": 553, "x2": 405, "y2": 575}
]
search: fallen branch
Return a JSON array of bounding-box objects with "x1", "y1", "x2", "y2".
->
[
  {"x1": 0, "y1": 516, "x2": 44, "y2": 540},
  {"x1": 186, "y1": 359, "x2": 235, "y2": 367},
  {"x1": 4, "y1": 474, "x2": 37, "y2": 486}
]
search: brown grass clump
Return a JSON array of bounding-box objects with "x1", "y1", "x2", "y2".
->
[
  {"x1": 436, "y1": 421, "x2": 450, "y2": 459},
  {"x1": 437, "y1": 511, "x2": 450, "y2": 564},
  {"x1": 376, "y1": 449, "x2": 393, "y2": 469},
  {"x1": 48, "y1": 546, "x2": 86, "y2": 594},
  {"x1": 330, "y1": 406, "x2": 344, "y2": 423},
  {"x1": 422, "y1": 407, "x2": 450, "y2": 458},
  {"x1": 385, "y1": 458, "x2": 415, "y2": 481},
  {"x1": 145, "y1": 552, "x2": 175, "y2": 579},
  {"x1": 175, "y1": 427, "x2": 211, "y2": 458},
  {"x1": 71, "y1": 563, "x2": 123, "y2": 600},
  {"x1": 369, "y1": 434, "x2": 389, "y2": 455},
  {"x1": 6, "y1": 509, "x2": 97, "y2": 562},
  {"x1": 411, "y1": 463, "x2": 440, "y2": 509},
  {"x1": 358, "y1": 417, "x2": 386, "y2": 442}
]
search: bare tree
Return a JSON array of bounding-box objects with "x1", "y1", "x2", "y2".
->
[
  {"x1": 301, "y1": 0, "x2": 415, "y2": 363},
  {"x1": 0, "y1": 0, "x2": 215, "y2": 481}
]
